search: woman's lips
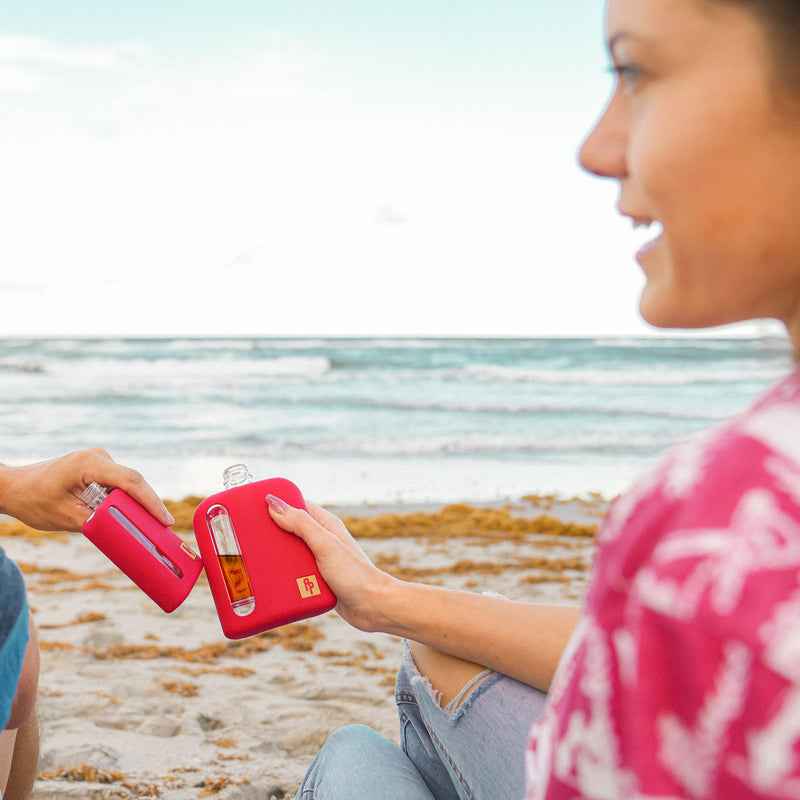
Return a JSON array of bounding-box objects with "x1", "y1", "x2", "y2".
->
[{"x1": 629, "y1": 219, "x2": 664, "y2": 263}]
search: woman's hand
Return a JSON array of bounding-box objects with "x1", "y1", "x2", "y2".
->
[
  {"x1": 0, "y1": 448, "x2": 175, "y2": 532},
  {"x1": 267, "y1": 494, "x2": 581, "y2": 691},
  {"x1": 266, "y1": 496, "x2": 397, "y2": 633}
]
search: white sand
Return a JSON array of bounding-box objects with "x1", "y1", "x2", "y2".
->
[{"x1": 5, "y1": 496, "x2": 601, "y2": 799}]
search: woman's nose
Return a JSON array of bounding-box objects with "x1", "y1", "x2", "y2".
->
[{"x1": 578, "y1": 96, "x2": 628, "y2": 179}]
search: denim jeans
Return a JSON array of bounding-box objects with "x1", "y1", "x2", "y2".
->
[{"x1": 295, "y1": 642, "x2": 548, "y2": 800}]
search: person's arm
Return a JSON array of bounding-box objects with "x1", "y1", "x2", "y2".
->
[
  {"x1": 0, "y1": 448, "x2": 174, "y2": 532},
  {"x1": 370, "y1": 578, "x2": 578, "y2": 692},
  {"x1": 267, "y1": 498, "x2": 579, "y2": 692}
]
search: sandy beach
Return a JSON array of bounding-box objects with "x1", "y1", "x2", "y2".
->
[{"x1": 3, "y1": 493, "x2": 604, "y2": 799}]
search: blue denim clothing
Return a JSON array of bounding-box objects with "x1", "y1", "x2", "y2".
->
[
  {"x1": 296, "y1": 642, "x2": 547, "y2": 800},
  {"x1": 0, "y1": 546, "x2": 29, "y2": 731}
]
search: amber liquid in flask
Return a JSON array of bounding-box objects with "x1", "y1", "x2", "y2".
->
[
  {"x1": 217, "y1": 555, "x2": 253, "y2": 604},
  {"x1": 207, "y1": 503, "x2": 255, "y2": 616}
]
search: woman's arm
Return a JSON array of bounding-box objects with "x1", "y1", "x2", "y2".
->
[
  {"x1": 267, "y1": 498, "x2": 579, "y2": 692},
  {"x1": 374, "y1": 579, "x2": 578, "y2": 692},
  {"x1": 0, "y1": 448, "x2": 174, "y2": 532}
]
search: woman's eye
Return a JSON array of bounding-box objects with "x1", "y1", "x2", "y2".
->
[{"x1": 610, "y1": 63, "x2": 643, "y2": 91}]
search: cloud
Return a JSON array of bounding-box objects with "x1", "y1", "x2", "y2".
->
[
  {"x1": 0, "y1": 34, "x2": 150, "y2": 70},
  {"x1": 0, "y1": 35, "x2": 152, "y2": 94},
  {"x1": 0, "y1": 280, "x2": 44, "y2": 293},
  {"x1": 0, "y1": 64, "x2": 47, "y2": 92},
  {"x1": 375, "y1": 204, "x2": 410, "y2": 225}
]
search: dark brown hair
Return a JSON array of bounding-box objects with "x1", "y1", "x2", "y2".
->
[{"x1": 710, "y1": 1, "x2": 800, "y2": 93}]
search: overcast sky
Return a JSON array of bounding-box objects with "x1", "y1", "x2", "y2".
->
[{"x1": 0, "y1": 1, "x2": 772, "y2": 339}]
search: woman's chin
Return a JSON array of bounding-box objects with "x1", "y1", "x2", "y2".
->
[
  {"x1": 638, "y1": 291, "x2": 740, "y2": 331},
  {"x1": 638, "y1": 290, "x2": 701, "y2": 330}
]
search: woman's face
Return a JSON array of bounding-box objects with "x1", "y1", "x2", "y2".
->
[{"x1": 580, "y1": 0, "x2": 800, "y2": 340}]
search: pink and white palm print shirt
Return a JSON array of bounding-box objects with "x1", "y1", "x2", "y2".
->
[{"x1": 526, "y1": 367, "x2": 800, "y2": 799}]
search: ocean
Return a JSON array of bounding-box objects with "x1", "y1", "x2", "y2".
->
[{"x1": 1, "y1": 336, "x2": 793, "y2": 506}]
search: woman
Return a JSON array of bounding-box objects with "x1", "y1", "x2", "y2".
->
[{"x1": 269, "y1": 1, "x2": 800, "y2": 797}]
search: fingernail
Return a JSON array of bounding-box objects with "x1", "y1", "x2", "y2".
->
[
  {"x1": 265, "y1": 494, "x2": 290, "y2": 514},
  {"x1": 164, "y1": 511, "x2": 176, "y2": 526}
]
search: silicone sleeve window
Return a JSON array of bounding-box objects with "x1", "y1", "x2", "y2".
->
[{"x1": 206, "y1": 504, "x2": 255, "y2": 616}]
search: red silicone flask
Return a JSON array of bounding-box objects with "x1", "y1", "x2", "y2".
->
[
  {"x1": 81, "y1": 483, "x2": 202, "y2": 613},
  {"x1": 193, "y1": 464, "x2": 336, "y2": 639}
]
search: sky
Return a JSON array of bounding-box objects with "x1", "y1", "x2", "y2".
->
[{"x1": 0, "y1": 1, "x2": 771, "y2": 339}]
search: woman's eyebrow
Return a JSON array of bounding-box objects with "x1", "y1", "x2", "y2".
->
[
  {"x1": 607, "y1": 30, "x2": 663, "y2": 62},
  {"x1": 607, "y1": 31, "x2": 633, "y2": 55}
]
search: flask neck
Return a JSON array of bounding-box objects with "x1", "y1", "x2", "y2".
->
[
  {"x1": 81, "y1": 482, "x2": 109, "y2": 510},
  {"x1": 222, "y1": 464, "x2": 255, "y2": 489}
]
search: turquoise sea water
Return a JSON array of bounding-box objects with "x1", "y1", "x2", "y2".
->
[{"x1": 0, "y1": 336, "x2": 793, "y2": 504}]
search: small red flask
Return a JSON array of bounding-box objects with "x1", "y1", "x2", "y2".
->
[
  {"x1": 81, "y1": 483, "x2": 202, "y2": 613},
  {"x1": 193, "y1": 465, "x2": 336, "y2": 639}
]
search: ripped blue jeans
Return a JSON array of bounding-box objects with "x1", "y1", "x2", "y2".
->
[{"x1": 294, "y1": 642, "x2": 548, "y2": 800}]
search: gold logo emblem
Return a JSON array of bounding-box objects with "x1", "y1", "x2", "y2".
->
[
  {"x1": 297, "y1": 575, "x2": 322, "y2": 598},
  {"x1": 180, "y1": 542, "x2": 198, "y2": 560}
]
